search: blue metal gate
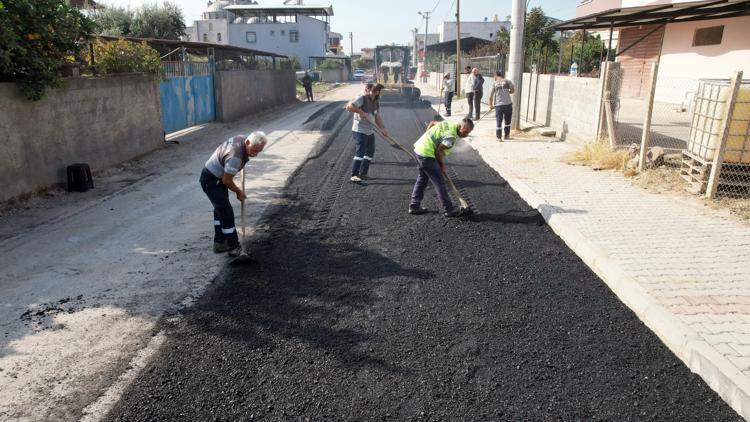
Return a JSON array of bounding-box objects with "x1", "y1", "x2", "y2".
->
[{"x1": 159, "y1": 61, "x2": 215, "y2": 133}]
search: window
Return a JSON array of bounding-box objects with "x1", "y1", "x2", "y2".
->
[
  {"x1": 693, "y1": 25, "x2": 724, "y2": 47},
  {"x1": 290, "y1": 30, "x2": 299, "y2": 43},
  {"x1": 281, "y1": 30, "x2": 285, "y2": 36},
  {"x1": 270, "y1": 30, "x2": 275, "y2": 36},
  {"x1": 217, "y1": 32, "x2": 222, "y2": 42},
  {"x1": 202, "y1": 33, "x2": 208, "y2": 42},
  {"x1": 208, "y1": 22, "x2": 213, "y2": 31},
  {"x1": 246, "y1": 31, "x2": 256, "y2": 43}
]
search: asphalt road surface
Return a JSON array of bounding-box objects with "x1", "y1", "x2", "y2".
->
[{"x1": 106, "y1": 102, "x2": 740, "y2": 421}]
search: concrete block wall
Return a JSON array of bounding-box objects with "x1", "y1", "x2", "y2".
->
[
  {"x1": 0, "y1": 74, "x2": 163, "y2": 203},
  {"x1": 521, "y1": 73, "x2": 604, "y2": 144},
  {"x1": 319, "y1": 68, "x2": 349, "y2": 83},
  {"x1": 214, "y1": 69, "x2": 296, "y2": 122}
]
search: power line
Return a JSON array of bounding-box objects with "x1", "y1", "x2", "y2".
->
[
  {"x1": 431, "y1": 0, "x2": 441, "y2": 13},
  {"x1": 443, "y1": 0, "x2": 456, "y2": 21}
]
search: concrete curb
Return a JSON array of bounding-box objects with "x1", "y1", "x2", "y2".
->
[{"x1": 468, "y1": 140, "x2": 750, "y2": 420}]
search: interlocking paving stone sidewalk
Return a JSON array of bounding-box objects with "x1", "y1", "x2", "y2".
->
[{"x1": 418, "y1": 83, "x2": 750, "y2": 418}]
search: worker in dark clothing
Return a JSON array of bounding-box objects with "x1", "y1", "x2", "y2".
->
[
  {"x1": 199, "y1": 132, "x2": 267, "y2": 257},
  {"x1": 302, "y1": 71, "x2": 314, "y2": 102}
]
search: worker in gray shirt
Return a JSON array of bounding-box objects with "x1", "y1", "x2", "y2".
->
[
  {"x1": 489, "y1": 71, "x2": 515, "y2": 141},
  {"x1": 345, "y1": 83, "x2": 388, "y2": 182},
  {"x1": 199, "y1": 132, "x2": 267, "y2": 256}
]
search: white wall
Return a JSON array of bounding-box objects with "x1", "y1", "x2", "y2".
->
[
  {"x1": 655, "y1": 16, "x2": 750, "y2": 103},
  {"x1": 622, "y1": 0, "x2": 695, "y2": 6},
  {"x1": 438, "y1": 21, "x2": 510, "y2": 42},
  {"x1": 520, "y1": 72, "x2": 605, "y2": 143},
  {"x1": 227, "y1": 15, "x2": 328, "y2": 68},
  {"x1": 187, "y1": 19, "x2": 230, "y2": 44}
]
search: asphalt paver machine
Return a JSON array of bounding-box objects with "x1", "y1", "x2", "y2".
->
[{"x1": 374, "y1": 45, "x2": 421, "y2": 104}]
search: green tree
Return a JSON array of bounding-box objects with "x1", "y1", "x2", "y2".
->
[
  {"x1": 0, "y1": 0, "x2": 94, "y2": 100},
  {"x1": 130, "y1": 2, "x2": 185, "y2": 40},
  {"x1": 90, "y1": 5, "x2": 133, "y2": 36},
  {"x1": 523, "y1": 6, "x2": 559, "y2": 72},
  {"x1": 525, "y1": 7, "x2": 556, "y2": 53},
  {"x1": 91, "y1": 38, "x2": 163, "y2": 77},
  {"x1": 280, "y1": 56, "x2": 301, "y2": 70},
  {"x1": 495, "y1": 26, "x2": 510, "y2": 54},
  {"x1": 318, "y1": 59, "x2": 343, "y2": 70},
  {"x1": 560, "y1": 31, "x2": 608, "y2": 75}
]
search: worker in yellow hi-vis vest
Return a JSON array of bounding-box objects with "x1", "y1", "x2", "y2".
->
[{"x1": 408, "y1": 118, "x2": 474, "y2": 217}]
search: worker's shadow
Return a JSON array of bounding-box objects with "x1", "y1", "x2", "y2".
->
[
  {"x1": 179, "y1": 202, "x2": 433, "y2": 376},
  {"x1": 472, "y1": 209, "x2": 546, "y2": 226}
]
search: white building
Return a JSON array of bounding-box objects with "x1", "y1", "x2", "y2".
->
[
  {"x1": 570, "y1": 0, "x2": 750, "y2": 100},
  {"x1": 437, "y1": 19, "x2": 511, "y2": 43},
  {"x1": 185, "y1": 1, "x2": 335, "y2": 68}
]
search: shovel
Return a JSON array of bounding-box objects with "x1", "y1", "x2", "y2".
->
[{"x1": 230, "y1": 168, "x2": 255, "y2": 266}]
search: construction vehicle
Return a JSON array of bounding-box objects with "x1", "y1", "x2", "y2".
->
[{"x1": 374, "y1": 45, "x2": 420, "y2": 103}]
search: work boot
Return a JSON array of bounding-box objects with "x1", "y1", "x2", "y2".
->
[
  {"x1": 350, "y1": 175, "x2": 362, "y2": 183},
  {"x1": 408, "y1": 206, "x2": 428, "y2": 215},
  {"x1": 444, "y1": 209, "x2": 459, "y2": 218},
  {"x1": 213, "y1": 240, "x2": 230, "y2": 253},
  {"x1": 227, "y1": 243, "x2": 242, "y2": 257}
]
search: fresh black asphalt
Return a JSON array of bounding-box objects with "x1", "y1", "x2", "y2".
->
[{"x1": 105, "y1": 102, "x2": 741, "y2": 421}]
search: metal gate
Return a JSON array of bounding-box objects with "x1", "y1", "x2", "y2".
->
[{"x1": 159, "y1": 61, "x2": 215, "y2": 133}]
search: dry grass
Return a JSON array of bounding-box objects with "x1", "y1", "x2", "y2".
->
[{"x1": 565, "y1": 142, "x2": 631, "y2": 171}]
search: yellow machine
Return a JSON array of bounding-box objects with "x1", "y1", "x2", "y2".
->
[{"x1": 374, "y1": 45, "x2": 420, "y2": 103}]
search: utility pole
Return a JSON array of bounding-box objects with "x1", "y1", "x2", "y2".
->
[
  {"x1": 455, "y1": 0, "x2": 461, "y2": 97},
  {"x1": 509, "y1": 0, "x2": 526, "y2": 130},
  {"x1": 418, "y1": 11, "x2": 431, "y2": 67},
  {"x1": 349, "y1": 32, "x2": 353, "y2": 57}
]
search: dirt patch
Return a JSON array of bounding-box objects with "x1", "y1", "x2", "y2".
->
[{"x1": 630, "y1": 156, "x2": 750, "y2": 222}]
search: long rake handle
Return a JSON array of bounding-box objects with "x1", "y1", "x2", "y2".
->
[
  {"x1": 240, "y1": 168, "x2": 246, "y2": 244},
  {"x1": 366, "y1": 117, "x2": 471, "y2": 209},
  {"x1": 444, "y1": 172, "x2": 470, "y2": 209}
]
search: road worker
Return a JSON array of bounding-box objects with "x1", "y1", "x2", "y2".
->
[
  {"x1": 408, "y1": 118, "x2": 474, "y2": 217},
  {"x1": 199, "y1": 132, "x2": 267, "y2": 257}
]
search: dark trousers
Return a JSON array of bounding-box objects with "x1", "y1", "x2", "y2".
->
[
  {"x1": 473, "y1": 90, "x2": 483, "y2": 119},
  {"x1": 445, "y1": 91, "x2": 454, "y2": 116},
  {"x1": 352, "y1": 131, "x2": 375, "y2": 176},
  {"x1": 495, "y1": 104, "x2": 513, "y2": 138},
  {"x1": 466, "y1": 92, "x2": 474, "y2": 118},
  {"x1": 304, "y1": 85, "x2": 313, "y2": 101},
  {"x1": 199, "y1": 168, "x2": 239, "y2": 247},
  {"x1": 410, "y1": 154, "x2": 455, "y2": 213}
]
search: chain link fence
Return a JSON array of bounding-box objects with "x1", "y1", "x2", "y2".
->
[
  {"x1": 607, "y1": 66, "x2": 695, "y2": 152},
  {"x1": 682, "y1": 78, "x2": 750, "y2": 198},
  {"x1": 463, "y1": 55, "x2": 506, "y2": 78},
  {"x1": 601, "y1": 63, "x2": 750, "y2": 200}
]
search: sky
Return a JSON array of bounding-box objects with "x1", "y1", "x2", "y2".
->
[{"x1": 96, "y1": 0, "x2": 581, "y2": 51}]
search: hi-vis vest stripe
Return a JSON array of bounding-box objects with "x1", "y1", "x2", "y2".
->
[{"x1": 413, "y1": 121, "x2": 458, "y2": 158}]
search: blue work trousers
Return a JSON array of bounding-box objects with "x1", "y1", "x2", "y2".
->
[
  {"x1": 495, "y1": 104, "x2": 512, "y2": 138},
  {"x1": 352, "y1": 131, "x2": 375, "y2": 176},
  {"x1": 199, "y1": 168, "x2": 239, "y2": 247}
]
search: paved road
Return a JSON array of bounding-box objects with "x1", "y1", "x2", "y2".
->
[{"x1": 106, "y1": 102, "x2": 740, "y2": 420}]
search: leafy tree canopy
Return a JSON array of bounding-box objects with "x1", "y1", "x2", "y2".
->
[{"x1": 0, "y1": 0, "x2": 94, "y2": 100}]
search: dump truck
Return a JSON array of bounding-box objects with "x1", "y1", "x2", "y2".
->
[{"x1": 374, "y1": 45, "x2": 421, "y2": 103}]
